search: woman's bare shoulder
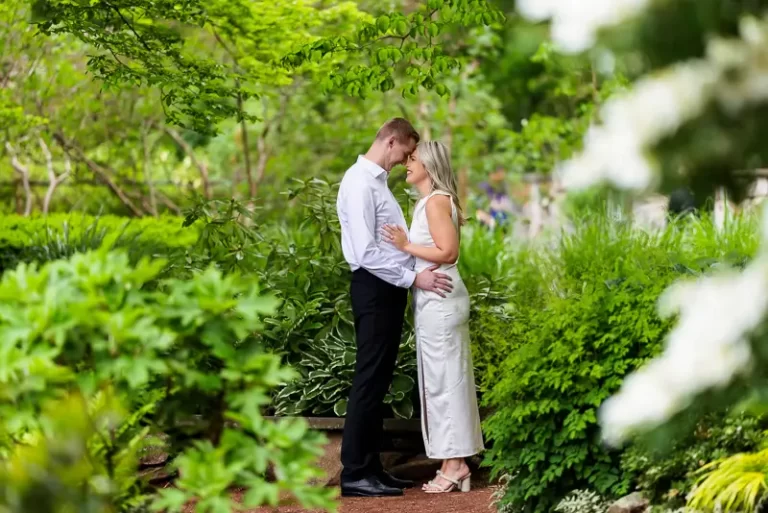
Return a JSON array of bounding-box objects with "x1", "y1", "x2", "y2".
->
[{"x1": 424, "y1": 194, "x2": 452, "y2": 217}]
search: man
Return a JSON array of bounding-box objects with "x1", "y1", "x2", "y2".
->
[{"x1": 337, "y1": 118, "x2": 454, "y2": 498}]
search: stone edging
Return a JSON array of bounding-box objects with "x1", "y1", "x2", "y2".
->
[{"x1": 264, "y1": 416, "x2": 422, "y2": 433}]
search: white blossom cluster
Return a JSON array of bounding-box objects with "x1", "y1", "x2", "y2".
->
[
  {"x1": 535, "y1": 13, "x2": 768, "y2": 445},
  {"x1": 600, "y1": 256, "x2": 768, "y2": 446},
  {"x1": 560, "y1": 63, "x2": 716, "y2": 191},
  {"x1": 515, "y1": 0, "x2": 651, "y2": 53},
  {"x1": 560, "y1": 16, "x2": 768, "y2": 193}
]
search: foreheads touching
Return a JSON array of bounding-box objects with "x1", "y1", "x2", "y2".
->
[{"x1": 374, "y1": 117, "x2": 420, "y2": 170}]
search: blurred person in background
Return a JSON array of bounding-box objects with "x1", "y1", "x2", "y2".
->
[{"x1": 476, "y1": 167, "x2": 515, "y2": 229}]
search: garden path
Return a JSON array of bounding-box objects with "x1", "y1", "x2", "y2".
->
[{"x1": 236, "y1": 486, "x2": 497, "y2": 513}]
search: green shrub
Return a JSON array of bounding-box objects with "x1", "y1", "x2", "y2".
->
[
  {"x1": 0, "y1": 213, "x2": 196, "y2": 272},
  {"x1": 483, "y1": 213, "x2": 759, "y2": 513},
  {"x1": 0, "y1": 248, "x2": 334, "y2": 512},
  {"x1": 621, "y1": 411, "x2": 768, "y2": 507},
  {"x1": 458, "y1": 225, "x2": 521, "y2": 393},
  {"x1": 686, "y1": 441, "x2": 768, "y2": 513}
]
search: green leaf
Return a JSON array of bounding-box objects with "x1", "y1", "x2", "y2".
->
[
  {"x1": 376, "y1": 15, "x2": 391, "y2": 33},
  {"x1": 242, "y1": 482, "x2": 280, "y2": 507},
  {"x1": 151, "y1": 489, "x2": 188, "y2": 512},
  {"x1": 391, "y1": 400, "x2": 414, "y2": 419},
  {"x1": 393, "y1": 20, "x2": 409, "y2": 36},
  {"x1": 334, "y1": 399, "x2": 348, "y2": 417},
  {"x1": 391, "y1": 374, "x2": 414, "y2": 395}
]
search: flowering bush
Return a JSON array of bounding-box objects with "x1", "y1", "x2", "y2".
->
[
  {"x1": 512, "y1": 0, "x2": 768, "y2": 461},
  {"x1": 504, "y1": 2, "x2": 768, "y2": 511},
  {"x1": 483, "y1": 213, "x2": 758, "y2": 513}
]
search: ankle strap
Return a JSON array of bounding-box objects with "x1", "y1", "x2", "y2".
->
[{"x1": 435, "y1": 470, "x2": 460, "y2": 486}]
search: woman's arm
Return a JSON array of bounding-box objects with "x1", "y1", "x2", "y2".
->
[{"x1": 383, "y1": 195, "x2": 459, "y2": 265}]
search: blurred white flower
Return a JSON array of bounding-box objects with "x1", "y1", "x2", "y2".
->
[
  {"x1": 596, "y1": 50, "x2": 616, "y2": 75},
  {"x1": 556, "y1": 16, "x2": 768, "y2": 193},
  {"x1": 515, "y1": 0, "x2": 556, "y2": 22},
  {"x1": 600, "y1": 365, "x2": 680, "y2": 447},
  {"x1": 516, "y1": 0, "x2": 651, "y2": 53},
  {"x1": 710, "y1": 19, "x2": 768, "y2": 114},
  {"x1": 600, "y1": 263, "x2": 768, "y2": 447},
  {"x1": 560, "y1": 126, "x2": 653, "y2": 191},
  {"x1": 740, "y1": 16, "x2": 766, "y2": 46},
  {"x1": 561, "y1": 62, "x2": 717, "y2": 192}
]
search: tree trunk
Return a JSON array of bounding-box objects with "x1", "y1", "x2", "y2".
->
[
  {"x1": 38, "y1": 137, "x2": 71, "y2": 215},
  {"x1": 141, "y1": 124, "x2": 158, "y2": 216},
  {"x1": 714, "y1": 187, "x2": 727, "y2": 232},
  {"x1": 237, "y1": 89, "x2": 255, "y2": 199},
  {"x1": 163, "y1": 126, "x2": 212, "y2": 199},
  {"x1": 5, "y1": 143, "x2": 32, "y2": 216},
  {"x1": 528, "y1": 181, "x2": 542, "y2": 239},
  {"x1": 252, "y1": 92, "x2": 291, "y2": 197},
  {"x1": 417, "y1": 97, "x2": 431, "y2": 141}
]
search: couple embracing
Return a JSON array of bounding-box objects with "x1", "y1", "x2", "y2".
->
[{"x1": 336, "y1": 118, "x2": 484, "y2": 498}]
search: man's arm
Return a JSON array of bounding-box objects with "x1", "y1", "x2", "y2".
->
[{"x1": 344, "y1": 185, "x2": 416, "y2": 288}]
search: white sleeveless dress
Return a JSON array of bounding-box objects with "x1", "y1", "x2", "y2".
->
[{"x1": 410, "y1": 191, "x2": 484, "y2": 459}]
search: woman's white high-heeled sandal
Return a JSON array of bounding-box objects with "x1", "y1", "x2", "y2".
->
[{"x1": 423, "y1": 470, "x2": 471, "y2": 493}]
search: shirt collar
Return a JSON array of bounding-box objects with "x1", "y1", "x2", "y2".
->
[{"x1": 357, "y1": 155, "x2": 388, "y2": 180}]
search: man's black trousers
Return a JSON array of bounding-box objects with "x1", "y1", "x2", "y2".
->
[{"x1": 340, "y1": 269, "x2": 408, "y2": 481}]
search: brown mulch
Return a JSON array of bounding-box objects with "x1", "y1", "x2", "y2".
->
[{"x1": 242, "y1": 486, "x2": 497, "y2": 513}]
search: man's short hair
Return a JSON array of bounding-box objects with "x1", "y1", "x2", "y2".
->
[{"x1": 375, "y1": 117, "x2": 420, "y2": 144}]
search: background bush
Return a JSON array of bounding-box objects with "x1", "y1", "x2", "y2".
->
[
  {"x1": 621, "y1": 411, "x2": 768, "y2": 508},
  {"x1": 0, "y1": 182, "x2": 514, "y2": 421},
  {"x1": 0, "y1": 214, "x2": 198, "y2": 273}
]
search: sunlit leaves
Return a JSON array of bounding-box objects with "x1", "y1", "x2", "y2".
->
[
  {"x1": 688, "y1": 449, "x2": 768, "y2": 513},
  {"x1": 25, "y1": 0, "x2": 369, "y2": 133},
  {"x1": 281, "y1": 0, "x2": 505, "y2": 99}
]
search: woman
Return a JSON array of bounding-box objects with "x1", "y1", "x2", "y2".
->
[{"x1": 383, "y1": 141, "x2": 484, "y2": 494}]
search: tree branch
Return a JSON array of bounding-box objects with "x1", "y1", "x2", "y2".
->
[
  {"x1": 142, "y1": 122, "x2": 158, "y2": 216},
  {"x1": 104, "y1": 1, "x2": 153, "y2": 53},
  {"x1": 211, "y1": 28, "x2": 254, "y2": 198},
  {"x1": 238, "y1": 83, "x2": 255, "y2": 198},
  {"x1": 162, "y1": 126, "x2": 212, "y2": 199},
  {"x1": 53, "y1": 132, "x2": 145, "y2": 216},
  {"x1": 156, "y1": 191, "x2": 182, "y2": 215},
  {"x1": 39, "y1": 137, "x2": 71, "y2": 215},
  {"x1": 5, "y1": 142, "x2": 32, "y2": 216},
  {"x1": 253, "y1": 90, "x2": 292, "y2": 196}
]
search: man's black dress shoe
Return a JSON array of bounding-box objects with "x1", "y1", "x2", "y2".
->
[
  {"x1": 340, "y1": 476, "x2": 404, "y2": 497},
  {"x1": 378, "y1": 470, "x2": 414, "y2": 489}
]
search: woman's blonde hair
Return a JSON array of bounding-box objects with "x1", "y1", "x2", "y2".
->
[{"x1": 418, "y1": 140, "x2": 465, "y2": 225}]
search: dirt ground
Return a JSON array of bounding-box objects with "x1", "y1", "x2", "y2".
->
[{"x1": 237, "y1": 486, "x2": 497, "y2": 513}]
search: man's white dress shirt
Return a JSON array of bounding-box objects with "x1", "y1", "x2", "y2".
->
[{"x1": 337, "y1": 156, "x2": 416, "y2": 288}]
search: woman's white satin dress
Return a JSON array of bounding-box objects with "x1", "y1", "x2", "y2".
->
[{"x1": 410, "y1": 191, "x2": 484, "y2": 459}]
